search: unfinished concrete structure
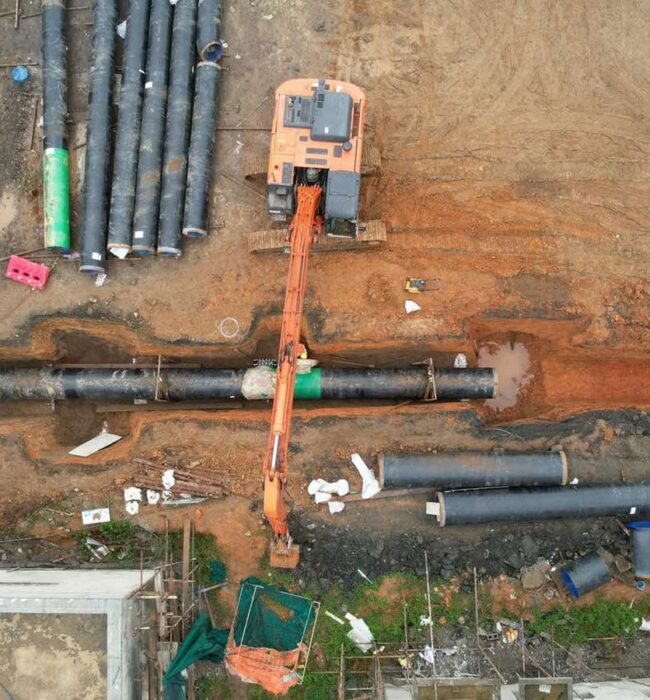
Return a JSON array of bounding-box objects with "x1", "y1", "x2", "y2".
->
[{"x1": 0, "y1": 568, "x2": 155, "y2": 700}]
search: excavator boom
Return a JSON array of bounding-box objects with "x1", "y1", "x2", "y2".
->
[{"x1": 263, "y1": 185, "x2": 322, "y2": 568}]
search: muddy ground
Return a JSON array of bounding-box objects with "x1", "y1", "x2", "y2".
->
[{"x1": 0, "y1": 0, "x2": 649, "y2": 693}]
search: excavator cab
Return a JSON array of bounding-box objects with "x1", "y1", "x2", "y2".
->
[
  {"x1": 246, "y1": 78, "x2": 385, "y2": 253},
  {"x1": 267, "y1": 78, "x2": 362, "y2": 236}
]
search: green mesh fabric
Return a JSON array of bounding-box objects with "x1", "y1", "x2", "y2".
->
[
  {"x1": 233, "y1": 576, "x2": 315, "y2": 651},
  {"x1": 210, "y1": 560, "x2": 227, "y2": 584},
  {"x1": 163, "y1": 613, "x2": 229, "y2": 699}
]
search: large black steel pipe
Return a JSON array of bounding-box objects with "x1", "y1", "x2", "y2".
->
[
  {"x1": 79, "y1": 0, "x2": 118, "y2": 273},
  {"x1": 182, "y1": 60, "x2": 220, "y2": 238},
  {"x1": 378, "y1": 451, "x2": 568, "y2": 489},
  {"x1": 195, "y1": 0, "x2": 222, "y2": 61},
  {"x1": 107, "y1": 0, "x2": 151, "y2": 255},
  {"x1": 132, "y1": 0, "x2": 173, "y2": 254},
  {"x1": 157, "y1": 0, "x2": 197, "y2": 256},
  {"x1": 434, "y1": 483, "x2": 650, "y2": 527},
  {"x1": 0, "y1": 367, "x2": 495, "y2": 402},
  {"x1": 41, "y1": 0, "x2": 70, "y2": 252},
  {"x1": 319, "y1": 368, "x2": 495, "y2": 401}
]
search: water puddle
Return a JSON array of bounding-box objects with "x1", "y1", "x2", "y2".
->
[{"x1": 478, "y1": 340, "x2": 533, "y2": 411}]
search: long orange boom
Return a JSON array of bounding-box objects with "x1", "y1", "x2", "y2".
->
[{"x1": 263, "y1": 185, "x2": 323, "y2": 567}]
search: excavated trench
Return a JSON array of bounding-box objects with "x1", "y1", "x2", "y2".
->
[
  {"x1": 0, "y1": 315, "x2": 649, "y2": 602},
  {"x1": 1, "y1": 315, "x2": 649, "y2": 465}
]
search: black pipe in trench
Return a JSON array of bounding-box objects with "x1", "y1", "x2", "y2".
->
[
  {"x1": 132, "y1": 0, "x2": 173, "y2": 254},
  {"x1": 378, "y1": 451, "x2": 568, "y2": 489},
  {"x1": 107, "y1": 0, "x2": 152, "y2": 255},
  {"x1": 157, "y1": 0, "x2": 198, "y2": 256},
  {"x1": 78, "y1": 0, "x2": 118, "y2": 273},
  {"x1": 0, "y1": 367, "x2": 495, "y2": 402}
]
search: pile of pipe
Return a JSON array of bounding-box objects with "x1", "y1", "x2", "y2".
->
[
  {"x1": 76, "y1": 0, "x2": 223, "y2": 274},
  {"x1": 376, "y1": 448, "x2": 650, "y2": 527}
]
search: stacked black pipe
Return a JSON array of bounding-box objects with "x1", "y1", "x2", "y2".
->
[
  {"x1": 73, "y1": 0, "x2": 223, "y2": 272},
  {"x1": 107, "y1": 0, "x2": 151, "y2": 256},
  {"x1": 132, "y1": 0, "x2": 174, "y2": 254},
  {"x1": 79, "y1": 0, "x2": 118, "y2": 273},
  {"x1": 157, "y1": 0, "x2": 198, "y2": 255},
  {"x1": 182, "y1": 0, "x2": 222, "y2": 238}
]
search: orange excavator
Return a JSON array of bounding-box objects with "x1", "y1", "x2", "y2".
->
[{"x1": 256, "y1": 79, "x2": 384, "y2": 567}]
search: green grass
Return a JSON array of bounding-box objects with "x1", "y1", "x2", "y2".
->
[{"x1": 527, "y1": 601, "x2": 640, "y2": 645}]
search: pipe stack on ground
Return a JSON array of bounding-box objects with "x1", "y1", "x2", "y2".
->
[
  {"x1": 132, "y1": 0, "x2": 174, "y2": 254},
  {"x1": 158, "y1": 0, "x2": 198, "y2": 256},
  {"x1": 430, "y1": 483, "x2": 650, "y2": 526},
  {"x1": 379, "y1": 451, "x2": 568, "y2": 490},
  {"x1": 182, "y1": 0, "x2": 222, "y2": 238},
  {"x1": 41, "y1": 0, "x2": 70, "y2": 252},
  {"x1": 0, "y1": 366, "x2": 496, "y2": 402},
  {"x1": 79, "y1": 0, "x2": 118, "y2": 274},
  {"x1": 107, "y1": 0, "x2": 151, "y2": 256}
]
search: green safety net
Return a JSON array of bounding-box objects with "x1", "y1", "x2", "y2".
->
[
  {"x1": 233, "y1": 576, "x2": 315, "y2": 651},
  {"x1": 210, "y1": 560, "x2": 226, "y2": 584},
  {"x1": 163, "y1": 613, "x2": 229, "y2": 699}
]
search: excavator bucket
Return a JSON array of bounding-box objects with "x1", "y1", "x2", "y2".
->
[{"x1": 269, "y1": 539, "x2": 300, "y2": 569}]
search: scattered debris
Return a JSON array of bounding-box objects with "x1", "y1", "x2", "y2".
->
[
  {"x1": 357, "y1": 569, "x2": 372, "y2": 584},
  {"x1": 345, "y1": 612, "x2": 374, "y2": 652},
  {"x1": 124, "y1": 486, "x2": 143, "y2": 502},
  {"x1": 351, "y1": 453, "x2": 381, "y2": 499},
  {"x1": 327, "y1": 501, "x2": 345, "y2": 514},
  {"x1": 454, "y1": 353, "x2": 468, "y2": 368},
  {"x1": 640, "y1": 618, "x2": 650, "y2": 632},
  {"x1": 133, "y1": 457, "x2": 226, "y2": 499},
  {"x1": 69, "y1": 429, "x2": 122, "y2": 457},
  {"x1": 403, "y1": 277, "x2": 439, "y2": 293},
  {"x1": 404, "y1": 299, "x2": 421, "y2": 314},
  {"x1": 324, "y1": 610, "x2": 344, "y2": 625},
  {"x1": 521, "y1": 559, "x2": 551, "y2": 590},
  {"x1": 85, "y1": 536, "x2": 110, "y2": 559},
  {"x1": 81, "y1": 507, "x2": 110, "y2": 525},
  {"x1": 308, "y1": 478, "x2": 349, "y2": 497}
]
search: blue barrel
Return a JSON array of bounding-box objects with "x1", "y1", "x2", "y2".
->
[
  {"x1": 560, "y1": 551, "x2": 612, "y2": 598},
  {"x1": 629, "y1": 521, "x2": 650, "y2": 579}
]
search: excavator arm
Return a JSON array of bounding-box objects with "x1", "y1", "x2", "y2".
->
[{"x1": 263, "y1": 185, "x2": 323, "y2": 568}]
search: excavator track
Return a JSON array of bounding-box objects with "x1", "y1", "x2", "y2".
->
[{"x1": 248, "y1": 219, "x2": 387, "y2": 254}]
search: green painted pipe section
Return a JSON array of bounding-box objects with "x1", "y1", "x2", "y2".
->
[
  {"x1": 294, "y1": 369, "x2": 322, "y2": 399},
  {"x1": 43, "y1": 147, "x2": 70, "y2": 251}
]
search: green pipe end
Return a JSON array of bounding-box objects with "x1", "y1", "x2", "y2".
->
[{"x1": 43, "y1": 147, "x2": 70, "y2": 252}]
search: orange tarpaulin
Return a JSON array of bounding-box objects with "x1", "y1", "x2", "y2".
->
[{"x1": 225, "y1": 635, "x2": 307, "y2": 695}]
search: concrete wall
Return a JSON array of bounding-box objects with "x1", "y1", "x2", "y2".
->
[{"x1": 0, "y1": 568, "x2": 155, "y2": 700}]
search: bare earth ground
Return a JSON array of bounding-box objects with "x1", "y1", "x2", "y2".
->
[{"x1": 0, "y1": 0, "x2": 649, "y2": 691}]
